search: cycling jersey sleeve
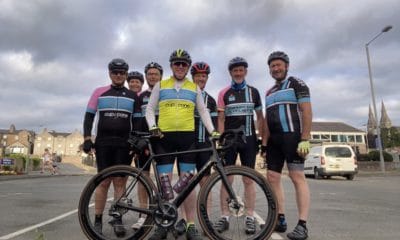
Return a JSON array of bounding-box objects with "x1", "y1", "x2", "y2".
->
[
  {"x1": 290, "y1": 77, "x2": 310, "y2": 102},
  {"x1": 196, "y1": 87, "x2": 215, "y2": 134},
  {"x1": 209, "y1": 96, "x2": 218, "y2": 130},
  {"x1": 252, "y1": 87, "x2": 263, "y2": 111},
  {"x1": 132, "y1": 95, "x2": 142, "y2": 131},
  {"x1": 145, "y1": 82, "x2": 160, "y2": 128},
  {"x1": 217, "y1": 87, "x2": 230, "y2": 112},
  {"x1": 83, "y1": 112, "x2": 95, "y2": 138}
]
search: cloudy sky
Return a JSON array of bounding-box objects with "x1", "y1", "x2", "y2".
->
[{"x1": 0, "y1": 0, "x2": 399, "y2": 133}]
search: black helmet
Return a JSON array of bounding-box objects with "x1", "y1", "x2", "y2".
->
[
  {"x1": 144, "y1": 62, "x2": 163, "y2": 76},
  {"x1": 268, "y1": 51, "x2": 289, "y2": 65},
  {"x1": 228, "y1": 57, "x2": 248, "y2": 71},
  {"x1": 169, "y1": 49, "x2": 192, "y2": 65},
  {"x1": 108, "y1": 58, "x2": 129, "y2": 71},
  {"x1": 127, "y1": 71, "x2": 144, "y2": 83},
  {"x1": 191, "y1": 62, "x2": 211, "y2": 75}
]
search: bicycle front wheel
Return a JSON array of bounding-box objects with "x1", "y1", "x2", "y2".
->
[
  {"x1": 78, "y1": 165, "x2": 156, "y2": 240},
  {"x1": 197, "y1": 166, "x2": 277, "y2": 240}
]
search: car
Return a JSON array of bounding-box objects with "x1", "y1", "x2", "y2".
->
[{"x1": 304, "y1": 144, "x2": 358, "y2": 180}]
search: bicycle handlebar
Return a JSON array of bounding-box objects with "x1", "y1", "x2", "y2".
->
[{"x1": 128, "y1": 126, "x2": 246, "y2": 153}]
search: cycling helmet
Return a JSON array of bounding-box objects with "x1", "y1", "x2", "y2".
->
[
  {"x1": 144, "y1": 62, "x2": 163, "y2": 76},
  {"x1": 228, "y1": 57, "x2": 248, "y2": 71},
  {"x1": 169, "y1": 49, "x2": 192, "y2": 65},
  {"x1": 267, "y1": 51, "x2": 289, "y2": 65},
  {"x1": 190, "y1": 62, "x2": 211, "y2": 75},
  {"x1": 127, "y1": 71, "x2": 144, "y2": 83},
  {"x1": 108, "y1": 58, "x2": 129, "y2": 71}
]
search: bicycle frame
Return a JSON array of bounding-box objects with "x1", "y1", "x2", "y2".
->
[{"x1": 115, "y1": 132, "x2": 242, "y2": 219}]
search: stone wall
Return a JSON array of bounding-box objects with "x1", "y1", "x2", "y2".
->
[{"x1": 358, "y1": 161, "x2": 400, "y2": 171}]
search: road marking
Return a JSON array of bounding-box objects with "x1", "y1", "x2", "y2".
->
[
  {"x1": 0, "y1": 197, "x2": 109, "y2": 240},
  {"x1": 0, "y1": 209, "x2": 78, "y2": 240},
  {"x1": 271, "y1": 232, "x2": 285, "y2": 239},
  {"x1": 0, "y1": 198, "x2": 284, "y2": 240}
]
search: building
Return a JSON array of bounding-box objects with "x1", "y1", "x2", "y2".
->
[
  {"x1": 0, "y1": 125, "x2": 83, "y2": 157},
  {"x1": 33, "y1": 128, "x2": 83, "y2": 157},
  {"x1": 310, "y1": 122, "x2": 367, "y2": 154},
  {"x1": 0, "y1": 124, "x2": 34, "y2": 157}
]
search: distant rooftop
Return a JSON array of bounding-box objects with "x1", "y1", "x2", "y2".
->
[{"x1": 312, "y1": 122, "x2": 364, "y2": 133}]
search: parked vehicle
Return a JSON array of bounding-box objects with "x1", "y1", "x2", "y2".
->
[{"x1": 304, "y1": 144, "x2": 358, "y2": 180}]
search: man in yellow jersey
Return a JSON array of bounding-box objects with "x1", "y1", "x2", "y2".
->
[{"x1": 146, "y1": 49, "x2": 218, "y2": 240}]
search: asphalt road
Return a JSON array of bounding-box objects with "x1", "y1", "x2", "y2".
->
[{"x1": 0, "y1": 173, "x2": 399, "y2": 240}]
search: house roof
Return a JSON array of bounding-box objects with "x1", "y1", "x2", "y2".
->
[{"x1": 312, "y1": 122, "x2": 364, "y2": 133}]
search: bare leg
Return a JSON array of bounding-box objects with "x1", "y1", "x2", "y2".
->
[
  {"x1": 288, "y1": 170, "x2": 310, "y2": 220},
  {"x1": 267, "y1": 170, "x2": 285, "y2": 214},
  {"x1": 242, "y1": 176, "x2": 255, "y2": 216},
  {"x1": 95, "y1": 178, "x2": 112, "y2": 215}
]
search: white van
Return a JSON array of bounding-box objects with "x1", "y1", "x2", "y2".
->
[{"x1": 304, "y1": 144, "x2": 358, "y2": 180}]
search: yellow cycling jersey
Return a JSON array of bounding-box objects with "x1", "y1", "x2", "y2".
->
[{"x1": 158, "y1": 77, "x2": 197, "y2": 132}]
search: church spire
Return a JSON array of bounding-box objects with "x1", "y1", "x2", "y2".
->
[
  {"x1": 367, "y1": 104, "x2": 377, "y2": 134},
  {"x1": 380, "y1": 101, "x2": 392, "y2": 129}
]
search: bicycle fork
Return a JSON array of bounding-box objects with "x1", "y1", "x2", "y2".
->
[{"x1": 214, "y1": 162, "x2": 243, "y2": 213}]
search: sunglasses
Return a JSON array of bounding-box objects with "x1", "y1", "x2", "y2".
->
[
  {"x1": 111, "y1": 70, "x2": 127, "y2": 75},
  {"x1": 173, "y1": 62, "x2": 189, "y2": 67}
]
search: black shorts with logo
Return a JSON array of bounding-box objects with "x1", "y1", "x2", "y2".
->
[{"x1": 94, "y1": 137, "x2": 132, "y2": 172}]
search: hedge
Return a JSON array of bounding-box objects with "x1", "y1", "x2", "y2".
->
[{"x1": 357, "y1": 150, "x2": 393, "y2": 162}]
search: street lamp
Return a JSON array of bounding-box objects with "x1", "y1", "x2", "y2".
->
[{"x1": 365, "y1": 25, "x2": 393, "y2": 173}]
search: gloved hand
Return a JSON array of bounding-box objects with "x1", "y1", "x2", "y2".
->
[
  {"x1": 83, "y1": 139, "x2": 94, "y2": 153},
  {"x1": 149, "y1": 126, "x2": 163, "y2": 138},
  {"x1": 211, "y1": 131, "x2": 220, "y2": 140},
  {"x1": 297, "y1": 140, "x2": 310, "y2": 158}
]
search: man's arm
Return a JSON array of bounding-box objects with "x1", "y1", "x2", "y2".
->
[
  {"x1": 145, "y1": 82, "x2": 160, "y2": 128},
  {"x1": 83, "y1": 112, "x2": 95, "y2": 140},
  {"x1": 196, "y1": 88, "x2": 215, "y2": 134},
  {"x1": 299, "y1": 102, "x2": 312, "y2": 140},
  {"x1": 255, "y1": 109, "x2": 264, "y2": 139}
]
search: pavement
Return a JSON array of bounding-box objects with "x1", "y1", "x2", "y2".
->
[{"x1": 0, "y1": 157, "x2": 97, "y2": 181}]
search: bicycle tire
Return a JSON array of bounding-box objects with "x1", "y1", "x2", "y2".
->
[
  {"x1": 197, "y1": 166, "x2": 277, "y2": 240},
  {"x1": 78, "y1": 165, "x2": 157, "y2": 240}
]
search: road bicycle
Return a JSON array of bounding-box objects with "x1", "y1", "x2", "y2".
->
[{"x1": 78, "y1": 127, "x2": 277, "y2": 240}]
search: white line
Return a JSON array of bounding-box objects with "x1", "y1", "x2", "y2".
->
[
  {"x1": 0, "y1": 209, "x2": 78, "y2": 240},
  {"x1": 271, "y1": 232, "x2": 285, "y2": 239},
  {"x1": 0, "y1": 197, "x2": 110, "y2": 240}
]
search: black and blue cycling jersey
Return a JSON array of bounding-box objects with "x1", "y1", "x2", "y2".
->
[{"x1": 265, "y1": 76, "x2": 310, "y2": 134}]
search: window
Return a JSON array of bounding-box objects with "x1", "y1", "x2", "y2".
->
[
  {"x1": 347, "y1": 135, "x2": 355, "y2": 143},
  {"x1": 3, "y1": 135, "x2": 7, "y2": 139},
  {"x1": 331, "y1": 135, "x2": 338, "y2": 142},
  {"x1": 312, "y1": 134, "x2": 321, "y2": 140},
  {"x1": 321, "y1": 134, "x2": 330, "y2": 142},
  {"x1": 339, "y1": 135, "x2": 347, "y2": 142},
  {"x1": 356, "y1": 135, "x2": 363, "y2": 143},
  {"x1": 325, "y1": 147, "x2": 352, "y2": 157}
]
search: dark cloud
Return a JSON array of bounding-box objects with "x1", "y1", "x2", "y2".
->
[{"x1": 0, "y1": 0, "x2": 399, "y2": 133}]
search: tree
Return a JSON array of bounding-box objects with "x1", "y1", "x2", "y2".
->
[{"x1": 381, "y1": 127, "x2": 400, "y2": 148}]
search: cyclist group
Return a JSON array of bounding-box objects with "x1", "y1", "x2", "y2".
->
[{"x1": 83, "y1": 49, "x2": 312, "y2": 240}]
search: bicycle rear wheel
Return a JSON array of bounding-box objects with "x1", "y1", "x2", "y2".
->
[
  {"x1": 78, "y1": 165, "x2": 156, "y2": 240},
  {"x1": 197, "y1": 166, "x2": 277, "y2": 240}
]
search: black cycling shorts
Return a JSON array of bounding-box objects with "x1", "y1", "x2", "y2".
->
[
  {"x1": 95, "y1": 144, "x2": 132, "y2": 172},
  {"x1": 266, "y1": 132, "x2": 304, "y2": 173},
  {"x1": 224, "y1": 135, "x2": 257, "y2": 168},
  {"x1": 152, "y1": 131, "x2": 196, "y2": 166}
]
